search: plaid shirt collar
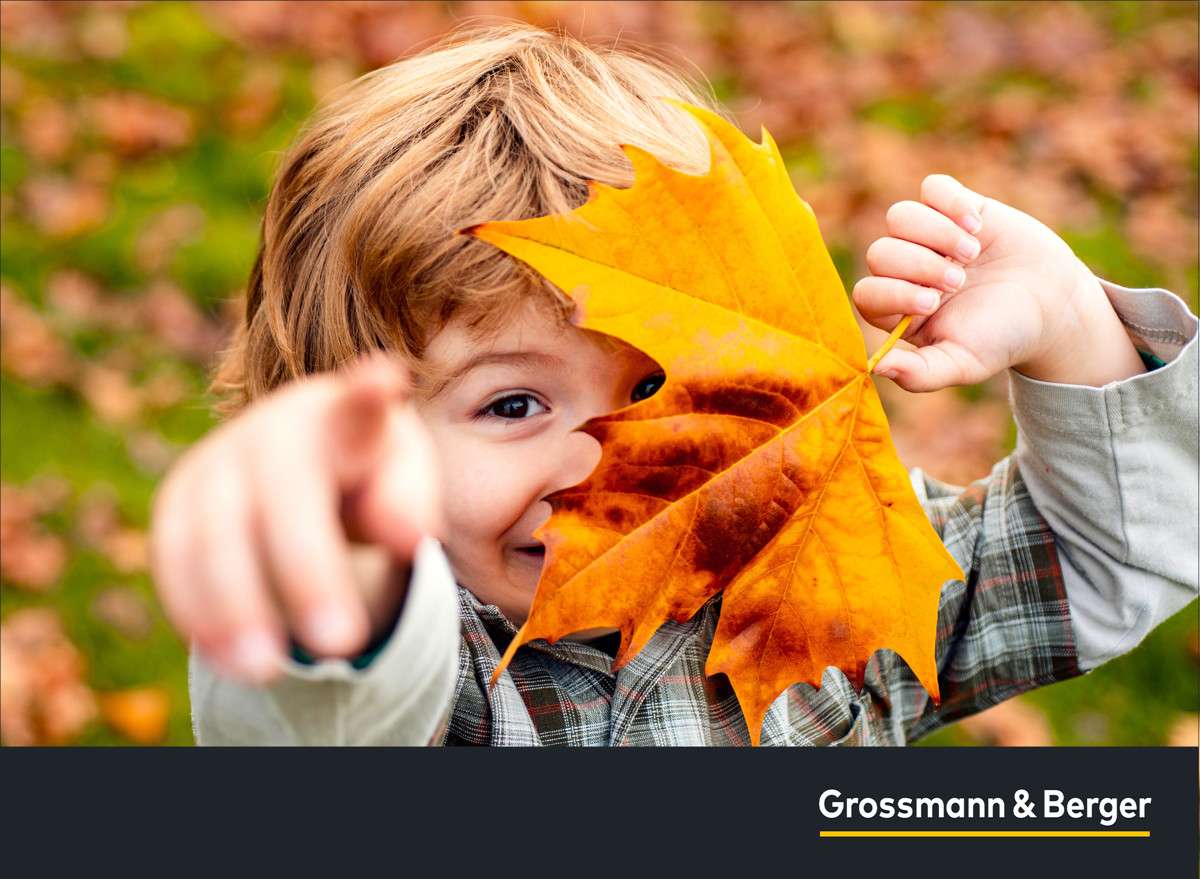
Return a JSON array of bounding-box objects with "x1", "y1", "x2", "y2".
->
[{"x1": 461, "y1": 588, "x2": 717, "y2": 682}]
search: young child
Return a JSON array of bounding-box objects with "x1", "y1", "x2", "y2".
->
[{"x1": 151, "y1": 23, "x2": 1198, "y2": 746}]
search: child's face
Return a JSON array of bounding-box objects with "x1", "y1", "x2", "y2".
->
[{"x1": 414, "y1": 298, "x2": 664, "y2": 626}]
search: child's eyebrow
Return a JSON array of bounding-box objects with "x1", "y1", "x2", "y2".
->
[{"x1": 426, "y1": 350, "x2": 565, "y2": 399}]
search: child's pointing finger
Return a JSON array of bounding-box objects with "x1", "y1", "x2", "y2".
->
[
  {"x1": 341, "y1": 404, "x2": 444, "y2": 560},
  {"x1": 325, "y1": 351, "x2": 411, "y2": 487},
  {"x1": 327, "y1": 351, "x2": 442, "y2": 558}
]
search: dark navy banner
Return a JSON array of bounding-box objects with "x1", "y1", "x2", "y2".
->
[{"x1": 3, "y1": 747, "x2": 1195, "y2": 876}]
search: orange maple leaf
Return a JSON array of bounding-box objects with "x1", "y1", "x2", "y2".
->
[{"x1": 465, "y1": 102, "x2": 963, "y2": 745}]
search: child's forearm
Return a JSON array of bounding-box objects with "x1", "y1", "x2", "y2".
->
[{"x1": 1011, "y1": 269, "x2": 1146, "y2": 387}]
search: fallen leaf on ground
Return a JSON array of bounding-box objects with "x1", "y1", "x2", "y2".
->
[
  {"x1": 959, "y1": 698, "x2": 1053, "y2": 746},
  {"x1": 0, "y1": 608, "x2": 97, "y2": 745},
  {"x1": 99, "y1": 687, "x2": 170, "y2": 745},
  {"x1": 86, "y1": 92, "x2": 194, "y2": 157},
  {"x1": 46, "y1": 269, "x2": 103, "y2": 324},
  {"x1": 0, "y1": 482, "x2": 69, "y2": 590},
  {"x1": 139, "y1": 280, "x2": 224, "y2": 361},
  {"x1": 79, "y1": 363, "x2": 142, "y2": 424},
  {"x1": 469, "y1": 103, "x2": 962, "y2": 744},
  {"x1": 225, "y1": 63, "x2": 283, "y2": 135},
  {"x1": 21, "y1": 174, "x2": 108, "y2": 237},
  {"x1": 74, "y1": 487, "x2": 148, "y2": 571},
  {"x1": 0, "y1": 284, "x2": 77, "y2": 386},
  {"x1": 1166, "y1": 714, "x2": 1199, "y2": 747},
  {"x1": 126, "y1": 430, "x2": 179, "y2": 475},
  {"x1": 134, "y1": 205, "x2": 205, "y2": 274},
  {"x1": 19, "y1": 96, "x2": 75, "y2": 164},
  {"x1": 90, "y1": 586, "x2": 154, "y2": 640}
]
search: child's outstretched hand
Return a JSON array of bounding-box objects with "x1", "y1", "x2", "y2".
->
[
  {"x1": 854, "y1": 174, "x2": 1145, "y2": 392},
  {"x1": 149, "y1": 352, "x2": 442, "y2": 684}
]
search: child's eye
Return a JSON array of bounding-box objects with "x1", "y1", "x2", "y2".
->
[
  {"x1": 477, "y1": 393, "x2": 548, "y2": 420},
  {"x1": 631, "y1": 372, "x2": 666, "y2": 402}
]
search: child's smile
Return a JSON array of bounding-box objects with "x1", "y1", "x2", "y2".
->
[{"x1": 414, "y1": 297, "x2": 664, "y2": 626}]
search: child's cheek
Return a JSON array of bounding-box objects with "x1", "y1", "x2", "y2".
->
[
  {"x1": 438, "y1": 442, "x2": 538, "y2": 545},
  {"x1": 443, "y1": 470, "x2": 511, "y2": 540}
]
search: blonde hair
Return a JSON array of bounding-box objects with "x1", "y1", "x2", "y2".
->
[{"x1": 209, "y1": 21, "x2": 725, "y2": 417}]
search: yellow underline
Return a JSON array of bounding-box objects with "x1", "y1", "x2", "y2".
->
[{"x1": 820, "y1": 830, "x2": 1150, "y2": 838}]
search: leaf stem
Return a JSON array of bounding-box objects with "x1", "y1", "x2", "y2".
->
[
  {"x1": 866, "y1": 315, "x2": 913, "y2": 373},
  {"x1": 490, "y1": 623, "x2": 526, "y2": 687}
]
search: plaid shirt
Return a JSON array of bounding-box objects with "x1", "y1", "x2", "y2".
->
[{"x1": 437, "y1": 455, "x2": 1078, "y2": 746}]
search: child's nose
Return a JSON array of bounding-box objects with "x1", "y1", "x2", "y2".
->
[{"x1": 556, "y1": 428, "x2": 603, "y2": 491}]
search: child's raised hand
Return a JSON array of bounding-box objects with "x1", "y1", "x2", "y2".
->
[
  {"x1": 854, "y1": 174, "x2": 1144, "y2": 392},
  {"x1": 149, "y1": 352, "x2": 443, "y2": 684}
]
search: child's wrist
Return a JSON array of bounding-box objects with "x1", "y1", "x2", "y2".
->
[{"x1": 1011, "y1": 270, "x2": 1145, "y2": 387}]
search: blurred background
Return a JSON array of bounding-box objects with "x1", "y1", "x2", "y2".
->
[{"x1": 0, "y1": 0, "x2": 1195, "y2": 746}]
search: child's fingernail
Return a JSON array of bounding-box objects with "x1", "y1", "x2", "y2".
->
[
  {"x1": 943, "y1": 265, "x2": 965, "y2": 290},
  {"x1": 962, "y1": 213, "x2": 982, "y2": 235},
  {"x1": 230, "y1": 631, "x2": 280, "y2": 680},
  {"x1": 878, "y1": 369, "x2": 898, "y2": 380},
  {"x1": 956, "y1": 236, "x2": 981, "y2": 261},
  {"x1": 917, "y1": 290, "x2": 939, "y2": 311},
  {"x1": 306, "y1": 604, "x2": 358, "y2": 652}
]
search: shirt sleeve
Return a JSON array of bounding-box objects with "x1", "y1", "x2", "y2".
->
[
  {"x1": 882, "y1": 279, "x2": 1197, "y2": 743},
  {"x1": 188, "y1": 536, "x2": 461, "y2": 746},
  {"x1": 1007, "y1": 278, "x2": 1198, "y2": 672}
]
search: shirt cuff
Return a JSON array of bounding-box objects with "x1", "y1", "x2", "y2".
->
[
  {"x1": 279, "y1": 537, "x2": 456, "y2": 680},
  {"x1": 1007, "y1": 278, "x2": 1197, "y2": 434},
  {"x1": 290, "y1": 616, "x2": 393, "y2": 671}
]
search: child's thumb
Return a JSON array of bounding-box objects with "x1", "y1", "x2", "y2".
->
[{"x1": 872, "y1": 345, "x2": 962, "y2": 393}]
